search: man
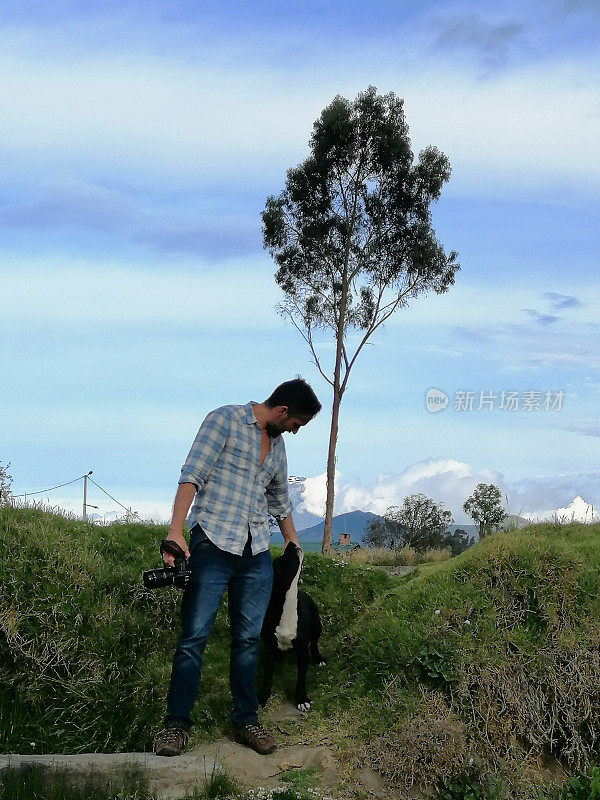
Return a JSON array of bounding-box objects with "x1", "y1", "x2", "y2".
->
[{"x1": 153, "y1": 378, "x2": 321, "y2": 757}]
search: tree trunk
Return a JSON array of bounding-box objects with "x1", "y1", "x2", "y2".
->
[
  {"x1": 322, "y1": 382, "x2": 341, "y2": 555},
  {"x1": 479, "y1": 521, "x2": 485, "y2": 539},
  {"x1": 321, "y1": 266, "x2": 350, "y2": 555}
]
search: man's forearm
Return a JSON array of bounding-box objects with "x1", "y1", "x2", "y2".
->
[
  {"x1": 169, "y1": 482, "x2": 197, "y2": 535},
  {"x1": 277, "y1": 515, "x2": 300, "y2": 548},
  {"x1": 162, "y1": 482, "x2": 196, "y2": 565}
]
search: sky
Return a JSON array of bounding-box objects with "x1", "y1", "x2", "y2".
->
[{"x1": 1, "y1": 0, "x2": 598, "y2": 526}]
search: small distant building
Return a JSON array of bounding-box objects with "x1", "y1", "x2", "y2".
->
[
  {"x1": 297, "y1": 534, "x2": 362, "y2": 555},
  {"x1": 332, "y1": 532, "x2": 361, "y2": 554}
]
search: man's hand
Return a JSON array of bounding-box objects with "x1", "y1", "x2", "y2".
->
[{"x1": 163, "y1": 529, "x2": 190, "y2": 567}]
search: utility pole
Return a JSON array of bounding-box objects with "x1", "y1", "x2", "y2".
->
[{"x1": 83, "y1": 470, "x2": 93, "y2": 521}]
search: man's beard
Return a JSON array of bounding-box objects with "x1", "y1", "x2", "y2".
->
[{"x1": 265, "y1": 421, "x2": 283, "y2": 438}]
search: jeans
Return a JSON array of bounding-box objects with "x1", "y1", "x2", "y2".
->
[{"x1": 165, "y1": 525, "x2": 273, "y2": 730}]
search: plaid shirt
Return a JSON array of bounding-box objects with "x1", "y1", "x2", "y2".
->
[{"x1": 179, "y1": 402, "x2": 292, "y2": 555}]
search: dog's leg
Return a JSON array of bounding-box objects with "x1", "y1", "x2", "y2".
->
[
  {"x1": 308, "y1": 597, "x2": 326, "y2": 667},
  {"x1": 257, "y1": 645, "x2": 276, "y2": 708},
  {"x1": 295, "y1": 643, "x2": 312, "y2": 712}
]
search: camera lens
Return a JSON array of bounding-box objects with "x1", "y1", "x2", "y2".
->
[{"x1": 143, "y1": 568, "x2": 165, "y2": 589}]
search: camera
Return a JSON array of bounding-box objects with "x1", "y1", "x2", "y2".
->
[{"x1": 143, "y1": 540, "x2": 191, "y2": 590}]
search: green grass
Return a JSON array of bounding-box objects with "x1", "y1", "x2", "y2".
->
[
  {"x1": 3, "y1": 505, "x2": 600, "y2": 799},
  {"x1": 0, "y1": 504, "x2": 391, "y2": 756},
  {"x1": 0, "y1": 763, "x2": 149, "y2": 800},
  {"x1": 278, "y1": 767, "x2": 320, "y2": 793},
  {"x1": 0, "y1": 763, "x2": 330, "y2": 800}
]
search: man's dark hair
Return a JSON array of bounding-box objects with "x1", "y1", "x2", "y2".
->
[{"x1": 266, "y1": 378, "x2": 321, "y2": 418}]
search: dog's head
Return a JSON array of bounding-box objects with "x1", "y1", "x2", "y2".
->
[{"x1": 272, "y1": 541, "x2": 303, "y2": 594}]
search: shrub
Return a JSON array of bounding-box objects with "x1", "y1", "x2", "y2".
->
[
  {"x1": 344, "y1": 547, "x2": 397, "y2": 565},
  {"x1": 0, "y1": 462, "x2": 12, "y2": 505},
  {"x1": 345, "y1": 523, "x2": 600, "y2": 795},
  {"x1": 358, "y1": 688, "x2": 475, "y2": 797},
  {"x1": 419, "y1": 548, "x2": 452, "y2": 563},
  {"x1": 557, "y1": 765, "x2": 600, "y2": 799}
]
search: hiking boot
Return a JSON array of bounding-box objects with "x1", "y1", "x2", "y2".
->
[
  {"x1": 153, "y1": 724, "x2": 189, "y2": 756},
  {"x1": 234, "y1": 722, "x2": 276, "y2": 755}
]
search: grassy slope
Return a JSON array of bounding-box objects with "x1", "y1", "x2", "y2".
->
[
  {"x1": 339, "y1": 522, "x2": 600, "y2": 796},
  {"x1": 2, "y1": 506, "x2": 600, "y2": 798},
  {"x1": 0, "y1": 505, "x2": 391, "y2": 755}
]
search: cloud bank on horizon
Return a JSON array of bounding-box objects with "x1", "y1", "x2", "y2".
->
[
  {"x1": 293, "y1": 460, "x2": 600, "y2": 524},
  {"x1": 46, "y1": 459, "x2": 600, "y2": 528}
]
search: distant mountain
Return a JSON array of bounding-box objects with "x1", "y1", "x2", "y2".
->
[
  {"x1": 289, "y1": 474, "x2": 531, "y2": 545},
  {"x1": 555, "y1": 497, "x2": 598, "y2": 523},
  {"x1": 451, "y1": 515, "x2": 530, "y2": 541},
  {"x1": 297, "y1": 514, "x2": 531, "y2": 546},
  {"x1": 291, "y1": 508, "x2": 324, "y2": 532},
  {"x1": 500, "y1": 514, "x2": 530, "y2": 530},
  {"x1": 446, "y1": 523, "x2": 479, "y2": 539},
  {"x1": 297, "y1": 510, "x2": 380, "y2": 543}
]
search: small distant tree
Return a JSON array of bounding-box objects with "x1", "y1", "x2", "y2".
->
[
  {"x1": 443, "y1": 527, "x2": 475, "y2": 556},
  {"x1": 387, "y1": 494, "x2": 453, "y2": 552},
  {"x1": 364, "y1": 516, "x2": 386, "y2": 548},
  {"x1": 0, "y1": 461, "x2": 13, "y2": 505},
  {"x1": 398, "y1": 494, "x2": 453, "y2": 551},
  {"x1": 463, "y1": 483, "x2": 506, "y2": 539},
  {"x1": 365, "y1": 511, "x2": 406, "y2": 550},
  {"x1": 263, "y1": 86, "x2": 459, "y2": 554}
]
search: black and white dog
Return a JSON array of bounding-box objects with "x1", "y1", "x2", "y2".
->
[{"x1": 258, "y1": 542, "x2": 326, "y2": 712}]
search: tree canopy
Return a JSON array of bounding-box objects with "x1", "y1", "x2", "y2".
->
[
  {"x1": 0, "y1": 461, "x2": 12, "y2": 505},
  {"x1": 463, "y1": 483, "x2": 507, "y2": 539},
  {"x1": 366, "y1": 494, "x2": 454, "y2": 552}
]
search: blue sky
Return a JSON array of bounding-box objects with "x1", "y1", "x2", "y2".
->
[{"x1": 1, "y1": 0, "x2": 599, "y2": 524}]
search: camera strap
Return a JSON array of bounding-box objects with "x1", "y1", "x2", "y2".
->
[{"x1": 160, "y1": 539, "x2": 188, "y2": 560}]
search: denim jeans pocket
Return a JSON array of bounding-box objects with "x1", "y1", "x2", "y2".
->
[{"x1": 189, "y1": 525, "x2": 211, "y2": 556}]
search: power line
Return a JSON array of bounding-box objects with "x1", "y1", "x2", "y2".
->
[
  {"x1": 12, "y1": 474, "x2": 85, "y2": 498},
  {"x1": 88, "y1": 477, "x2": 141, "y2": 519},
  {"x1": 12, "y1": 473, "x2": 141, "y2": 521}
]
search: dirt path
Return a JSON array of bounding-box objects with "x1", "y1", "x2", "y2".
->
[
  {"x1": 376, "y1": 565, "x2": 416, "y2": 577},
  {"x1": 0, "y1": 704, "x2": 374, "y2": 800}
]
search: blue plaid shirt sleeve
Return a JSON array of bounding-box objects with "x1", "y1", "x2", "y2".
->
[
  {"x1": 179, "y1": 408, "x2": 231, "y2": 489},
  {"x1": 265, "y1": 444, "x2": 292, "y2": 518}
]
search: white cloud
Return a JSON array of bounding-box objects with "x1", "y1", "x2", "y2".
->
[
  {"x1": 340, "y1": 460, "x2": 504, "y2": 521},
  {"x1": 296, "y1": 470, "x2": 342, "y2": 517},
  {"x1": 294, "y1": 460, "x2": 600, "y2": 525},
  {"x1": 451, "y1": 320, "x2": 600, "y2": 374},
  {"x1": 295, "y1": 459, "x2": 503, "y2": 522},
  {"x1": 16, "y1": 495, "x2": 173, "y2": 525},
  {"x1": 24, "y1": 464, "x2": 600, "y2": 531},
  {"x1": 0, "y1": 55, "x2": 319, "y2": 187},
  {"x1": 0, "y1": 45, "x2": 597, "y2": 197},
  {"x1": 523, "y1": 495, "x2": 599, "y2": 523}
]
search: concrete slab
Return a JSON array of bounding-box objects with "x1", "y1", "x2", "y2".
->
[
  {"x1": 0, "y1": 738, "x2": 338, "y2": 798},
  {"x1": 0, "y1": 751, "x2": 219, "y2": 800}
]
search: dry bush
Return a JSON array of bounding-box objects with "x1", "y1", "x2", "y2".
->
[
  {"x1": 451, "y1": 643, "x2": 600, "y2": 774},
  {"x1": 395, "y1": 545, "x2": 417, "y2": 565},
  {"x1": 345, "y1": 547, "x2": 397, "y2": 565},
  {"x1": 357, "y1": 687, "x2": 475, "y2": 798},
  {"x1": 344, "y1": 545, "x2": 452, "y2": 566},
  {"x1": 419, "y1": 548, "x2": 452, "y2": 563},
  {"x1": 344, "y1": 546, "x2": 418, "y2": 566}
]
